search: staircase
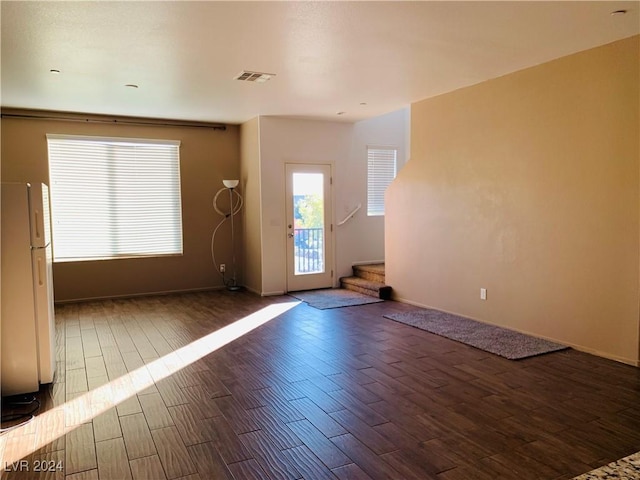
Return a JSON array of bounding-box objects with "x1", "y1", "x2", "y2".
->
[{"x1": 340, "y1": 263, "x2": 392, "y2": 300}]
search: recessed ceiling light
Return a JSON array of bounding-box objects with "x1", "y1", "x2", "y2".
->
[
  {"x1": 611, "y1": 9, "x2": 627, "y2": 15},
  {"x1": 49, "y1": 69, "x2": 60, "y2": 74},
  {"x1": 125, "y1": 84, "x2": 139, "y2": 89}
]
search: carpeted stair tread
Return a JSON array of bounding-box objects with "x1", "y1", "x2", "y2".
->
[
  {"x1": 340, "y1": 275, "x2": 392, "y2": 300},
  {"x1": 352, "y1": 263, "x2": 386, "y2": 283}
]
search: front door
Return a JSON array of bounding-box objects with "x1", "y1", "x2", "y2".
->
[{"x1": 285, "y1": 163, "x2": 333, "y2": 292}]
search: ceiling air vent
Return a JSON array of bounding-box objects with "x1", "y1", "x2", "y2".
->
[{"x1": 234, "y1": 70, "x2": 275, "y2": 83}]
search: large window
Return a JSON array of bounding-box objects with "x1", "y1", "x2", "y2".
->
[
  {"x1": 367, "y1": 146, "x2": 397, "y2": 216},
  {"x1": 47, "y1": 134, "x2": 183, "y2": 262}
]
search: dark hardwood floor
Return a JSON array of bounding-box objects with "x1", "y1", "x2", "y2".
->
[{"x1": 1, "y1": 289, "x2": 640, "y2": 479}]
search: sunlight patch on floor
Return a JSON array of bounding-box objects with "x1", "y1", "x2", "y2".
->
[{"x1": 1, "y1": 300, "x2": 300, "y2": 464}]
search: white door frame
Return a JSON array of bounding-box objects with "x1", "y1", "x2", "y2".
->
[{"x1": 285, "y1": 163, "x2": 334, "y2": 292}]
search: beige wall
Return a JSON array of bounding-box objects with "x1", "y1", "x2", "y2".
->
[
  {"x1": 340, "y1": 108, "x2": 409, "y2": 278},
  {"x1": 1, "y1": 116, "x2": 240, "y2": 301},
  {"x1": 238, "y1": 113, "x2": 409, "y2": 296},
  {"x1": 387, "y1": 36, "x2": 640, "y2": 365},
  {"x1": 258, "y1": 117, "x2": 354, "y2": 295},
  {"x1": 240, "y1": 117, "x2": 262, "y2": 294}
]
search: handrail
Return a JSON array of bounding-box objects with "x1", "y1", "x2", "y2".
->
[{"x1": 337, "y1": 203, "x2": 362, "y2": 226}]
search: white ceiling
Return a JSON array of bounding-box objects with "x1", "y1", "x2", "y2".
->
[{"x1": 1, "y1": 1, "x2": 638, "y2": 125}]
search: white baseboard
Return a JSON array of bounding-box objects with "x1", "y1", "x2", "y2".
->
[
  {"x1": 242, "y1": 285, "x2": 285, "y2": 297},
  {"x1": 261, "y1": 290, "x2": 286, "y2": 297}
]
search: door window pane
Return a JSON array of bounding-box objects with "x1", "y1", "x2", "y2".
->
[{"x1": 292, "y1": 173, "x2": 324, "y2": 275}]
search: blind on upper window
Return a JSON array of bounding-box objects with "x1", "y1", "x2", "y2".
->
[
  {"x1": 367, "y1": 146, "x2": 397, "y2": 216},
  {"x1": 47, "y1": 134, "x2": 183, "y2": 262}
]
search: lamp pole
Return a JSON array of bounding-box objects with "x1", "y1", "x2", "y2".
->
[{"x1": 228, "y1": 186, "x2": 240, "y2": 291}]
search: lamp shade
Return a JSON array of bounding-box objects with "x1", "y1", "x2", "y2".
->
[{"x1": 223, "y1": 179, "x2": 239, "y2": 189}]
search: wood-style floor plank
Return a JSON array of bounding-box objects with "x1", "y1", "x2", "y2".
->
[
  {"x1": 84, "y1": 357, "x2": 107, "y2": 379},
  {"x1": 129, "y1": 455, "x2": 167, "y2": 480},
  {"x1": 281, "y1": 444, "x2": 339, "y2": 480},
  {"x1": 286, "y1": 419, "x2": 352, "y2": 470},
  {"x1": 119, "y1": 412, "x2": 156, "y2": 460},
  {"x1": 150, "y1": 426, "x2": 198, "y2": 480},
  {"x1": 330, "y1": 433, "x2": 403, "y2": 480},
  {"x1": 167, "y1": 404, "x2": 217, "y2": 447},
  {"x1": 64, "y1": 470, "x2": 99, "y2": 480},
  {"x1": 249, "y1": 406, "x2": 303, "y2": 451},
  {"x1": 64, "y1": 423, "x2": 97, "y2": 475},
  {"x1": 212, "y1": 395, "x2": 262, "y2": 435},
  {"x1": 138, "y1": 392, "x2": 175, "y2": 430},
  {"x1": 33, "y1": 407, "x2": 65, "y2": 454},
  {"x1": 331, "y1": 463, "x2": 374, "y2": 480},
  {"x1": 288, "y1": 398, "x2": 347, "y2": 438},
  {"x1": 378, "y1": 450, "x2": 437, "y2": 480},
  {"x1": 194, "y1": 416, "x2": 254, "y2": 465},
  {"x1": 329, "y1": 410, "x2": 395, "y2": 455},
  {"x1": 4, "y1": 290, "x2": 637, "y2": 480},
  {"x1": 92, "y1": 407, "x2": 122, "y2": 443},
  {"x1": 238, "y1": 429, "x2": 301, "y2": 480},
  {"x1": 226, "y1": 459, "x2": 270, "y2": 480},
  {"x1": 95, "y1": 437, "x2": 132, "y2": 480},
  {"x1": 186, "y1": 441, "x2": 235, "y2": 480}
]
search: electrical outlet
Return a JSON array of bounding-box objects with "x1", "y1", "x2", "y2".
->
[
  {"x1": 220, "y1": 264, "x2": 226, "y2": 273},
  {"x1": 480, "y1": 288, "x2": 487, "y2": 300}
]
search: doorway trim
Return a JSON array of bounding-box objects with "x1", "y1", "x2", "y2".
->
[{"x1": 285, "y1": 163, "x2": 334, "y2": 292}]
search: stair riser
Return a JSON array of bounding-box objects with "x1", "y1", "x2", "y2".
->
[
  {"x1": 340, "y1": 277, "x2": 392, "y2": 300},
  {"x1": 342, "y1": 282, "x2": 379, "y2": 298}
]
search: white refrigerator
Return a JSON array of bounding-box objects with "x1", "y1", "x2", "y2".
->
[{"x1": 1, "y1": 182, "x2": 56, "y2": 396}]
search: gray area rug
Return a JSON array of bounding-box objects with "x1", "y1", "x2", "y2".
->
[
  {"x1": 384, "y1": 308, "x2": 568, "y2": 360},
  {"x1": 289, "y1": 289, "x2": 383, "y2": 309},
  {"x1": 572, "y1": 450, "x2": 640, "y2": 479}
]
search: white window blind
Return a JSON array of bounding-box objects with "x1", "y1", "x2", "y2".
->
[
  {"x1": 367, "y1": 146, "x2": 397, "y2": 216},
  {"x1": 47, "y1": 134, "x2": 183, "y2": 262}
]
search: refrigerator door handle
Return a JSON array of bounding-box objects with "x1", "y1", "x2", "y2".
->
[
  {"x1": 37, "y1": 256, "x2": 44, "y2": 286},
  {"x1": 34, "y1": 210, "x2": 41, "y2": 241}
]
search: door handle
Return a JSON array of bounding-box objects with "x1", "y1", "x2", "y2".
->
[{"x1": 287, "y1": 233, "x2": 294, "y2": 238}]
